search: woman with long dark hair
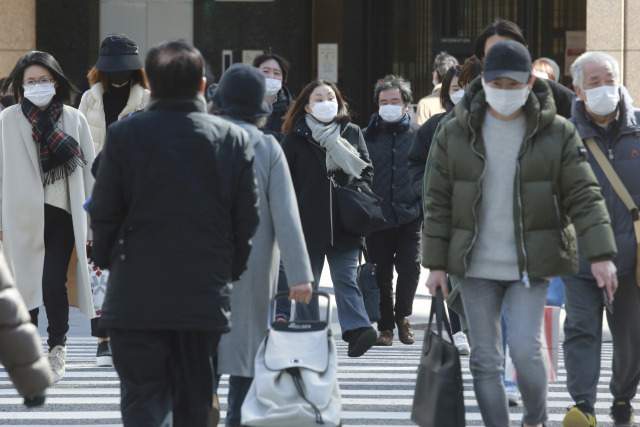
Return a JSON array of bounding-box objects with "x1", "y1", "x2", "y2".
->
[
  {"x1": 281, "y1": 80, "x2": 377, "y2": 358},
  {"x1": 0, "y1": 50, "x2": 95, "y2": 382}
]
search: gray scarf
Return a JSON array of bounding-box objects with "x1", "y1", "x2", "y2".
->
[{"x1": 305, "y1": 115, "x2": 367, "y2": 179}]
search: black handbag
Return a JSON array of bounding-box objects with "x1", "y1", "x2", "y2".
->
[
  {"x1": 356, "y1": 245, "x2": 381, "y2": 323},
  {"x1": 411, "y1": 288, "x2": 465, "y2": 427},
  {"x1": 330, "y1": 176, "x2": 387, "y2": 237}
]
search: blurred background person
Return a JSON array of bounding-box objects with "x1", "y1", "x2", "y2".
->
[
  {"x1": 78, "y1": 33, "x2": 149, "y2": 367},
  {"x1": 252, "y1": 53, "x2": 293, "y2": 142},
  {"x1": 532, "y1": 57, "x2": 561, "y2": 82},
  {"x1": 0, "y1": 50, "x2": 95, "y2": 383},
  {"x1": 415, "y1": 51, "x2": 458, "y2": 125}
]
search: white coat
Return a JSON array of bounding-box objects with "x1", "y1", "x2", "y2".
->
[
  {"x1": 0, "y1": 104, "x2": 96, "y2": 318},
  {"x1": 78, "y1": 82, "x2": 150, "y2": 154}
]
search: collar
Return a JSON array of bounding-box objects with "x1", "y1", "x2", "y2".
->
[{"x1": 145, "y1": 95, "x2": 207, "y2": 113}]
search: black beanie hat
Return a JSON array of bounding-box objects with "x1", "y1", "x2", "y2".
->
[
  {"x1": 95, "y1": 34, "x2": 144, "y2": 72},
  {"x1": 212, "y1": 63, "x2": 273, "y2": 120}
]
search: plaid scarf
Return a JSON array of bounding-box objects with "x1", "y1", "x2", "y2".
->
[{"x1": 21, "y1": 98, "x2": 87, "y2": 185}]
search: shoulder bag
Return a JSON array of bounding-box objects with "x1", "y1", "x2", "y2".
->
[{"x1": 411, "y1": 288, "x2": 465, "y2": 427}]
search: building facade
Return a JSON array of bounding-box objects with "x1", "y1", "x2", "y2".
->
[{"x1": 0, "y1": 0, "x2": 637, "y2": 127}]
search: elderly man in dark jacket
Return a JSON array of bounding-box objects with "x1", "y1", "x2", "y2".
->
[
  {"x1": 561, "y1": 51, "x2": 640, "y2": 427},
  {"x1": 89, "y1": 40, "x2": 259, "y2": 427},
  {"x1": 363, "y1": 75, "x2": 422, "y2": 346}
]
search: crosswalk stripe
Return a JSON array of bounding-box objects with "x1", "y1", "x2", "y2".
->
[{"x1": 0, "y1": 336, "x2": 635, "y2": 426}]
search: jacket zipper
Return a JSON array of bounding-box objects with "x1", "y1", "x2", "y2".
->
[
  {"x1": 516, "y1": 115, "x2": 541, "y2": 288},
  {"x1": 553, "y1": 195, "x2": 569, "y2": 249},
  {"x1": 463, "y1": 115, "x2": 487, "y2": 272},
  {"x1": 329, "y1": 178, "x2": 334, "y2": 246}
]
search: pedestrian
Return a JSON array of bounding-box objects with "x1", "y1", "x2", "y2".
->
[
  {"x1": 562, "y1": 51, "x2": 640, "y2": 427},
  {"x1": 210, "y1": 63, "x2": 314, "y2": 427},
  {"x1": 415, "y1": 51, "x2": 458, "y2": 125},
  {"x1": 78, "y1": 33, "x2": 150, "y2": 367},
  {"x1": 281, "y1": 79, "x2": 378, "y2": 358},
  {"x1": 474, "y1": 19, "x2": 575, "y2": 119},
  {"x1": 0, "y1": 50, "x2": 96, "y2": 383},
  {"x1": 422, "y1": 40, "x2": 618, "y2": 427},
  {"x1": 361, "y1": 75, "x2": 421, "y2": 346},
  {"x1": 252, "y1": 53, "x2": 293, "y2": 142},
  {"x1": 88, "y1": 40, "x2": 260, "y2": 427},
  {"x1": 532, "y1": 57, "x2": 561, "y2": 82},
  {"x1": 0, "y1": 250, "x2": 53, "y2": 407},
  {"x1": 252, "y1": 52, "x2": 296, "y2": 321}
]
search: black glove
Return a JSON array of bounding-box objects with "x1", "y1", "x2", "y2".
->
[{"x1": 23, "y1": 394, "x2": 46, "y2": 407}]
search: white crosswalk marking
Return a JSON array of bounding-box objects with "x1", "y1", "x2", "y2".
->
[{"x1": 0, "y1": 335, "x2": 636, "y2": 426}]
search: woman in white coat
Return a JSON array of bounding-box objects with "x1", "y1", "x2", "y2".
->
[
  {"x1": 78, "y1": 33, "x2": 149, "y2": 367},
  {"x1": 0, "y1": 51, "x2": 95, "y2": 382},
  {"x1": 211, "y1": 64, "x2": 314, "y2": 427}
]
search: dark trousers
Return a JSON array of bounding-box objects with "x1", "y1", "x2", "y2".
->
[
  {"x1": 29, "y1": 204, "x2": 75, "y2": 350},
  {"x1": 365, "y1": 218, "x2": 422, "y2": 331},
  {"x1": 109, "y1": 328, "x2": 221, "y2": 427},
  {"x1": 563, "y1": 274, "x2": 640, "y2": 408},
  {"x1": 226, "y1": 375, "x2": 253, "y2": 426},
  {"x1": 91, "y1": 317, "x2": 109, "y2": 338}
]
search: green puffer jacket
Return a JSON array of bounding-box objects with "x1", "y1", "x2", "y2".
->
[{"x1": 422, "y1": 77, "x2": 616, "y2": 278}]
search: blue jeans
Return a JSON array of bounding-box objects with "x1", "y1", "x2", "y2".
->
[
  {"x1": 460, "y1": 277, "x2": 549, "y2": 427},
  {"x1": 225, "y1": 375, "x2": 253, "y2": 426},
  {"x1": 296, "y1": 245, "x2": 371, "y2": 339}
]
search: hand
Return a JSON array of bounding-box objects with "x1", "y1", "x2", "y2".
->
[
  {"x1": 591, "y1": 260, "x2": 618, "y2": 302},
  {"x1": 425, "y1": 270, "x2": 448, "y2": 297},
  {"x1": 289, "y1": 282, "x2": 313, "y2": 304}
]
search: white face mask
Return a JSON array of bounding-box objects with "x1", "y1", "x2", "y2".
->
[
  {"x1": 310, "y1": 100, "x2": 338, "y2": 123},
  {"x1": 450, "y1": 90, "x2": 465, "y2": 105},
  {"x1": 24, "y1": 83, "x2": 56, "y2": 107},
  {"x1": 265, "y1": 78, "x2": 282, "y2": 97},
  {"x1": 378, "y1": 104, "x2": 404, "y2": 122},
  {"x1": 482, "y1": 78, "x2": 529, "y2": 117},
  {"x1": 583, "y1": 84, "x2": 620, "y2": 116}
]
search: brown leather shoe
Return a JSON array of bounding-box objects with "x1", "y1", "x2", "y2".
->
[
  {"x1": 396, "y1": 317, "x2": 415, "y2": 345},
  {"x1": 374, "y1": 330, "x2": 393, "y2": 346}
]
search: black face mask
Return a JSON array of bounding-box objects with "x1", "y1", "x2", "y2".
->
[{"x1": 109, "y1": 70, "x2": 133, "y2": 86}]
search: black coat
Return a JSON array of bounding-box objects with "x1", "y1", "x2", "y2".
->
[
  {"x1": 89, "y1": 97, "x2": 260, "y2": 332},
  {"x1": 281, "y1": 119, "x2": 373, "y2": 261},
  {"x1": 408, "y1": 110, "x2": 448, "y2": 197},
  {"x1": 260, "y1": 86, "x2": 293, "y2": 142},
  {"x1": 364, "y1": 116, "x2": 421, "y2": 228},
  {"x1": 547, "y1": 79, "x2": 575, "y2": 119}
]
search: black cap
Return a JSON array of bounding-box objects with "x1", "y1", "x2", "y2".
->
[
  {"x1": 95, "y1": 34, "x2": 144, "y2": 72},
  {"x1": 483, "y1": 40, "x2": 532, "y2": 84},
  {"x1": 212, "y1": 64, "x2": 272, "y2": 120}
]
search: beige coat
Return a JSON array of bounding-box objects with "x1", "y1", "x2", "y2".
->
[
  {"x1": 78, "y1": 82, "x2": 150, "y2": 154},
  {"x1": 0, "y1": 248, "x2": 53, "y2": 398},
  {"x1": 0, "y1": 104, "x2": 96, "y2": 318}
]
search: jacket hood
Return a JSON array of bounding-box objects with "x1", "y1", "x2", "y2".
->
[
  {"x1": 454, "y1": 76, "x2": 557, "y2": 134},
  {"x1": 571, "y1": 84, "x2": 640, "y2": 138}
]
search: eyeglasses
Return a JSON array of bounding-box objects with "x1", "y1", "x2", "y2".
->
[{"x1": 22, "y1": 77, "x2": 55, "y2": 87}]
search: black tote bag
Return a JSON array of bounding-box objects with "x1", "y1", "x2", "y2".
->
[
  {"x1": 411, "y1": 288, "x2": 465, "y2": 427},
  {"x1": 356, "y1": 245, "x2": 380, "y2": 323},
  {"x1": 331, "y1": 177, "x2": 387, "y2": 237}
]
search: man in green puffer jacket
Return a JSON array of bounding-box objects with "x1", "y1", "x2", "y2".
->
[{"x1": 422, "y1": 40, "x2": 618, "y2": 427}]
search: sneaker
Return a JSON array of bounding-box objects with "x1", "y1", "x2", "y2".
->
[
  {"x1": 453, "y1": 331, "x2": 470, "y2": 355},
  {"x1": 505, "y1": 383, "x2": 519, "y2": 407},
  {"x1": 96, "y1": 340, "x2": 113, "y2": 367},
  {"x1": 346, "y1": 327, "x2": 377, "y2": 357},
  {"x1": 395, "y1": 317, "x2": 415, "y2": 345},
  {"x1": 611, "y1": 400, "x2": 635, "y2": 426},
  {"x1": 374, "y1": 330, "x2": 393, "y2": 346},
  {"x1": 563, "y1": 400, "x2": 596, "y2": 426},
  {"x1": 48, "y1": 345, "x2": 66, "y2": 383}
]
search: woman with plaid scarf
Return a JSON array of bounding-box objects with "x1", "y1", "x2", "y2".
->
[{"x1": 0, "y1": 51, "x2": 95, "y2": 383}]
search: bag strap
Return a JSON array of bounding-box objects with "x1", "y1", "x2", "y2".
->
[
  {"x1": 584, "y1": 137, "x2": 640, "y2": 286},
  {"x1": 428, "y1": 288, "x2": 454, "y2": 342},
  {"x1": 285, "y1": 367, "x2": 324, "y2": 424}
]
